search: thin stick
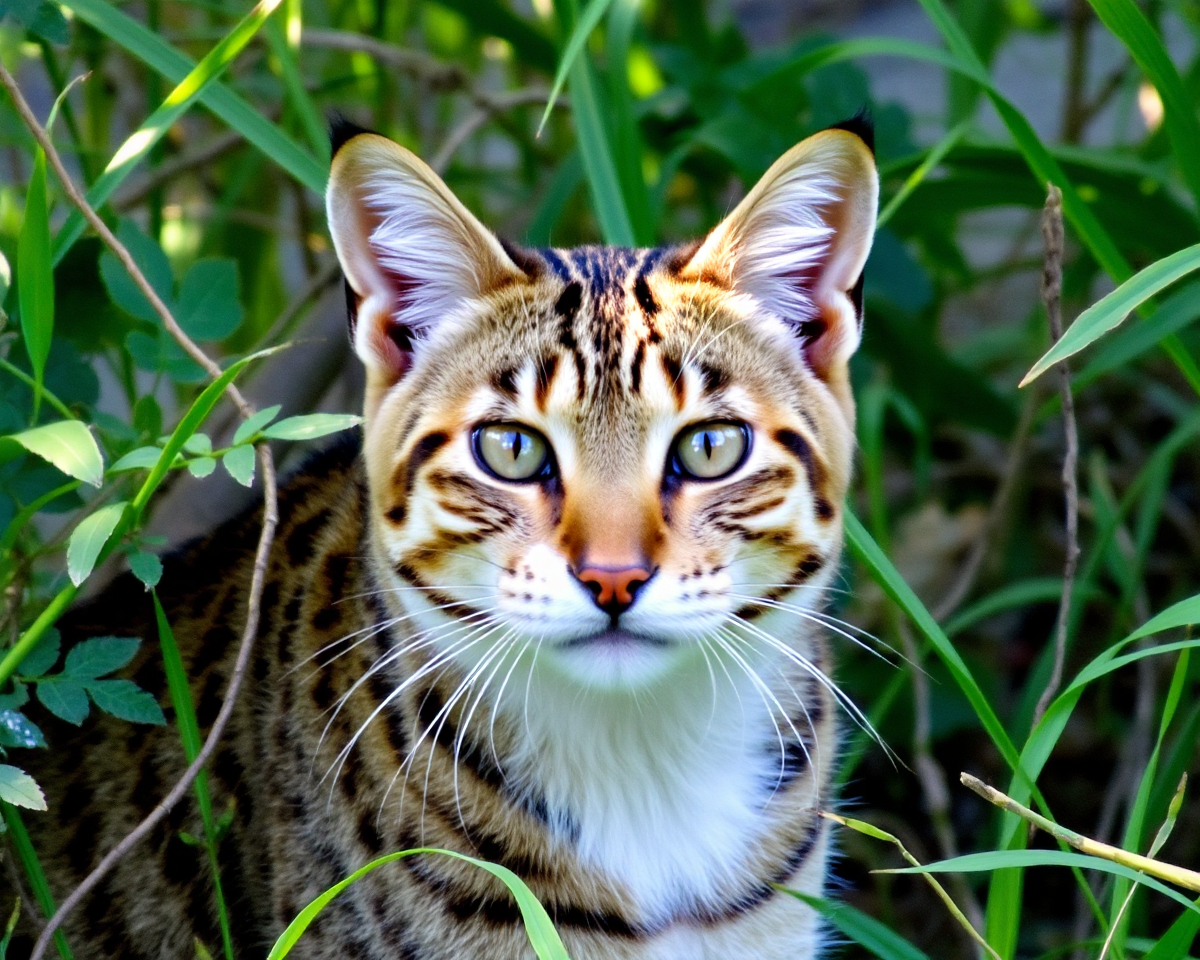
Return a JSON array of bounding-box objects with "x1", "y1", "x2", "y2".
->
[
  {"x1": 0, "y1": 63, "x2": 281, "y2": 960},
  {"x1": 1033, "y1": 183, "x2": 1080, "y2": 727},
  {"x1": 0, "y1": 63, "x2": 250, "y2": 420},
  {"x1": 961, "y1": 773, "x2": 1200, "y2": 893}
]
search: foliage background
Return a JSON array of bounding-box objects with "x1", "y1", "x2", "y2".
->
[{"x1": 2, "y1": 0, "x2": 1200, "y2": 957}]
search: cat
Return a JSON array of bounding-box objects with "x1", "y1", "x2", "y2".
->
[{"x1": 12, "y1": 116, "x2": 877, "y2": 959}]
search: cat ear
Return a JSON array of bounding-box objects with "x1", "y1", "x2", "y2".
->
[
  {"x1": 326, "y1": 130, "x2": 527, "y2": 383},
  {"x1": 680, "y1": 125, "x2": 878, "y2": 381}
]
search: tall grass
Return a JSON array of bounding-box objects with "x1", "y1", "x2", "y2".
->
[{"x1": 1, "y1": 0, "x2": 1199, "y2": 957}]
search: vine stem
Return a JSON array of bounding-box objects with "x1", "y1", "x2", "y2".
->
[{"x1": 0, "y1": 62, "x2": 281, "y2": 960}]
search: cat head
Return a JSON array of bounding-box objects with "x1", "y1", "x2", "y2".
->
[{"x1": 327, "y1": 124, "x2": 877, "y2": 690}]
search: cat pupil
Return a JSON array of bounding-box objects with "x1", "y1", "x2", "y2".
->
[{"x1": 703, "y1": 433, "x2": 714, "y2": 458}]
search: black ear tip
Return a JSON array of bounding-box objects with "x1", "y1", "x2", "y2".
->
[
  {"x1": 329, "y1": 111, "x2": 380, "y2": 158},
  {"x1": 829, "y1": 107, "x2": 875, "y2": 156}
]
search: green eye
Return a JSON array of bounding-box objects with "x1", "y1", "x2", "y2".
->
[
  {"x1": 474, "y1": 424, "x2": 551, "y2": 482},
  {"x1": 673, "y1": 422, "x2": 749, "y2": 480}
]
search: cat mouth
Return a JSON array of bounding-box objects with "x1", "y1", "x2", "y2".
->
[{"x1": 560, "y1": 628, "x2": 670, "y2": 650}]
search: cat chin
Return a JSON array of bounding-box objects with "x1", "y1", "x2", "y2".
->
[{"x1": 545, "y1": 629, "x2": 690, "y2": 690}]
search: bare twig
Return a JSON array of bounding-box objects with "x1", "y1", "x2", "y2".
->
[
  {"x1": 824, "y1": 810, "x2": 1002, "y2": 960},
  {"x1": 0, "y1": 62, "x2": 280, "y2": 960},
  {"x1": 961, "y1": 773, "x2": 1200, "y2": 892},
  {"x1": 1033, "y1": 184, "x2": 1080, "y2": 727},
  {"x1": 303, "y1": 27, "x2": 468, "y2": 90}
]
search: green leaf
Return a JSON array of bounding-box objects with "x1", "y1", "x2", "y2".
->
[
  {"x1": 222, "y1": 445, "x2": 256, "y2": 487},
  {"x1": 0, "y1": 765, "x2": 46, "y2": 811},
  {"x1": 125, "y1": 329, "x2": 206, "y2": 384},
  {"x1": 1085, "y1": 0, "x2": 1200, "y2": 218},
  {"x1": 889, "y1": 850, "x2": 1200, "y2": 917},
  {"x1": 233, "y1": 405, "x2": 281, "y2": 445},
  {"x1": 84, "y1": 679, "x2": 165, "y2": 725},
  {"x1": 99, "y1": 220, "x2": 174, "y2": 324},
  {"x1": 183, "y1": 433, "x2": 212, "y2": 456},
  {"x1": 54, "y1": 0, "x2": 326, "y2": 264},
  {"x1": 110, "y1": 445, "x2": 167, "y2": 473},
  {"x1": 262, "y1": 413, "x2": 362, "y2": 441},
  {"x1": 64, "y1": 636, "x2": 140, "y2": 679},
  {"x1": 267, "y1": 847, "x2": 569, "y2": 960},
  {"x1": 1076, "y1": 282, "x2": 1200, "y2": 389},
  {"x1": 1023, "y1": 244, "x2": 1200, "y2": 386},
  {"x1": 187, "y1": 456, "x2": 217, "y2": 479},
  {"x1": 780, "y1": 890, "x2": 933, "y2": 960},
  {"x1": 36, "y1": 679, "x2": 89, "y2": 725},
  {"x1": 176, "y1": 260, "x2": 243, "y2": 342},
  {"x1": 7, "y1": 420, "x2": 104, "y2": 487},
  {"x1": 53, "y1": 0, "x2": 322, "y2": 264},
  {"x1": 17, "y1": 148, "x2": 54, "y2": 410},
  {"x1": 28, "y1": 0, "x2": 69, "y2": 44},
  {"x1": 66, "y1": 501, "x2": 127, "y2": 586},
  {"x1": 0, "y1": 708, "x2": 45, "y2": 748},
  {"x1": 16, "y1": 630, "x2": 60, "y2": 678},
  {"x1": 129, "y1": 550, "x2": 163, "y2": 589}
]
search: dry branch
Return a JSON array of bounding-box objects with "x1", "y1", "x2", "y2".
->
[
  {"x1": 0, "y1": 63, "x2": 280, "y2": 960},
  {"x1": 1033, "y1": 184, "x2": 1080, "y2": 727}
]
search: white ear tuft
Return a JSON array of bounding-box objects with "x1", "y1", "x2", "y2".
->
[
  {"x1": 682, "y1": 128, "x2": 878, "y2": 381},
  {"x1": 326, "y1": 133, "x2": 526, "y2": 384}
]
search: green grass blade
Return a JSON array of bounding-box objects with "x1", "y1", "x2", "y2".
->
[
  {"x1": 1143, "y1": 902, "x2": 1200, "y2": 960},
  {"x1": 0, "y1": 803, "x2": 75, "y2": 959},
  {"x1": 266, "y1": 848, "x2": 569, "y2": 960},
  {"x1": 877, "y1": 120, "x2": 970, "y2": 229},
  {"x1": 551, "y1": 0, "x2": 635, "y2": 246},
  {"x1": 844, "y1": 509, "x2": 1024, "y2": 775},
  {"x1": 53, "y1": 0, "x2": 290, "y2": 264},
  {"x1": 538, "y1": 0, "x2": 616, "y2": 134},
  {"x1": 1107, "y1": 650, "x2": 1190, "y2": 957},
  {"x1": 1075, "y1": 282, "x2": 1200, "y2": 389},
  {"x1": 1085, "y1": 0, "x2": 1200, "y2": 217},
  {"x1": 58, "y1": 0, "x2": 326, "y2": 223},
  {"x1": 943, "y1": 578, "x2": 1076, "y2": 638},
  {"x1": 779, "y1": 890, "x2": 934, "y2": 960},
  {"x1": 1023, "y1": 244, "x2": 1200, "y2": 386},
  {"x1": 265, "y1": 11, "x2": 330, "y2": 165},
  {"x1": 17, "y1": 148, "x2": 53, "y2": 420},
  {"x1": 913, "y1": 0, "x2": 1200, "y2": 401},
  {"x1": 606, "y1": 0, "x2": 654, "y2": 244},
  {"x1": 889, "y1": 850, "x2": 1200, "y2": 917},
  {"x1": 154, "y1": 593, "x2": 235, "y2": 960}
]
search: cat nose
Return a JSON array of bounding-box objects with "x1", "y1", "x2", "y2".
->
[{"x1": 573, "y1": 565, "x2": 653, "y2": 619}]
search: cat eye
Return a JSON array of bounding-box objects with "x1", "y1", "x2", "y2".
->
[
  {"x1": 671, "y1": 421, "x2": 749, "y2": 481},
  {"x1": 473, "y1": 423, "x2": 552, "y2": 482}
]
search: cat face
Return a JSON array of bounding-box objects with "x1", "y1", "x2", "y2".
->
[{"x1": 327, "y1": 127, "x2": 877, "y2": 689}]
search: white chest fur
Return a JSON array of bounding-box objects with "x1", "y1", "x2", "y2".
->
[{"x1": 501, "y1": 646, "x2": 822, "y2": 925}]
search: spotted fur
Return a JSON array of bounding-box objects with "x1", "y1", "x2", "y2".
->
[{"x1": 12, "y1": 124, "x2": 877, "y2": 959}]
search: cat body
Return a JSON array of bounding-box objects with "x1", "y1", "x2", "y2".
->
[{"x1": 12, "y1": 121, "x2": 877, "y2": 959}]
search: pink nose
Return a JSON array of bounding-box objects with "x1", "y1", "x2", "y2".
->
[{"x1": 574, "y1": 565, "x2": 653, "y2": 618}]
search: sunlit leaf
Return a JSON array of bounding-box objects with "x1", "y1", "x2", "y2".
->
[
  {"x1": 1022, "y1": 244, "x2": 1200, "y2": 386},
  {"x1": 66, "y1": 501, "x2": 127, "y2": 586},
  {"x1": 233, "y1": 405, "x2": 281, "y2": 445},
  {"x1": 0, "y1": 765, "x2": 46, "y2": 811},
  {"x1": 8, "y1": 420, "x2": 104, "y2": 487},
  {"x1": 262, "y1": 413, "x2": 362, "y2": 441}
]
